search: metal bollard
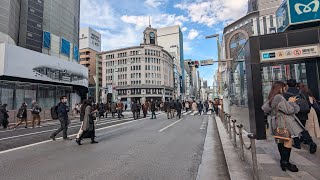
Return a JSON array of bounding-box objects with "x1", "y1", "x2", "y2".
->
[
  {"x1": 232, "y1": 119, "x2": 237, "y2": 147},
  {"x1": 248, "y1": 133, "x2": 259, "y2": 180},
  {"x1": 227, "y1": 115, "x2": 232, "y2": 139},
  {"x1": 237, "y1": 124, "x2": 245, "y2": 161}
]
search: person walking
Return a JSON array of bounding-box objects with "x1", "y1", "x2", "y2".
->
[
  {"x1": 198, "y1": 101, "x2": 204, "y2": 115},
  {"x1": 170, "y1": 100, "x2": 176, "y2": 118},
  {"x1": 213, "y1": 99, "x2": 219, "y2": 115},
  {"x1": 116, "y1": 100, "x2": 124, "y2": 119},
  {"x1": 150, "y1": 99, "x2": 156, "y2": 119},
  {"x1": 50, "y1": 96, "x2": 72, "y2": 141},
  {"x1": 14, "y1": 102, "x2": 28, "y2": 129},
  {"x1": 176, "y1": 99, "x2": 183, "y2": 119},
  {"x1": 192, "y1": 101, "x2": 197, "y2": 114},
  {"x1": 208, "y1": 101, "x2": 213, "y2": 113},
  {"x1": 185, "y1": 101, "x2": 190, "y2": 112},
  {"x1": 105, "y1": 102, "x2": 110, "y2": 118},
  {"x1": 111, "y1": 102, "x2": 116, "y2": 118},
  {"x1": 132, "y1": 100, "x2": 138, "y2": 120},
  {"x1": 31, "y1": 100, "x2": 42, "y2": 128},
  {"x1": 98, "y1": 103, "x2": 105, "y2": 119},
  {"x1": 0, "y1": 104, "x2": 9, "y2": 129},
  {"x1": 142, "y1": 101, "x2": 149, "y2": 118},
  {"x1": 262, "y1": 81, "x2": 304, "y2": 172},
  {"x1": 75, "y1": 99, "x2": 98, "y2": 145},
  {"x1": 164, "y1": 99, "x2": 171, "y2": 119},
  {"x1": 204, "y1": 101, "x2": 209, "y2": 113},
  {"x1": 137, "y1": 101, "x2": 141, "y2": 119}
]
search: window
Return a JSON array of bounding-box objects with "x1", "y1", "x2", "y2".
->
[
  {"x1": 270, "y1": 15, "x2": 274, "y2": 27},
  {"x1": 263, "y1": 16, "x2": 267, "y2": 34}
]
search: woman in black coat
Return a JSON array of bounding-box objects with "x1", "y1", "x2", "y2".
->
[{"x1": 0, "y1": 104, "x2": 9, "y2": 129}]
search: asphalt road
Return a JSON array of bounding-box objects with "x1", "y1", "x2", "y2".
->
[{"x1": 0, "y1": 111, "x2": 228, "y2": 180}]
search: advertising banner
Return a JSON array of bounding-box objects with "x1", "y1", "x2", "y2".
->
[
  {"x1": 0, "y1": 43, "x2": 88, "y2": 87},
  {"x1": 276, "y1": 0, "x2": 290, "y2": 32}
]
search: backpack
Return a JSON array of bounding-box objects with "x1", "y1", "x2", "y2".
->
[
  {"x1": 51, "y1": 105, "x2": 59, "y2": 120},
  {"x1": 16, "y1": 107, "x2": 25, "y2": 119},
  {"x1": 286, "y1": 91, "x2": 310, "y2": 113}
]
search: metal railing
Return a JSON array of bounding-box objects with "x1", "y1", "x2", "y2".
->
[{"x1": 218, "y1": 108, "x2": 259, "y2": 180}]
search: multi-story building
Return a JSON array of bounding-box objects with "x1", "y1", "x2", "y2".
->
[
  {"x1": 0, "y1": 0, "x2": 87, "y2": 114},
  {"x1": 100, "y1": 26, "x2": 174, "y2": 104},
  {"x1": 79, "y1": 27, "x2": 102, "y2": 98},
  {"x1": 157, "y1": 25, "x2": 184, "y2": 100}
]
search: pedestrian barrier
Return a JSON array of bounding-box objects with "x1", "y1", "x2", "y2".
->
[{"x1": 217, "y1": 108, "x2": 259, "y2": 180}]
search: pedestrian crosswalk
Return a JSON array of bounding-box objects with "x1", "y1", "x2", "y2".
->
[{"x1": 181, "y1": 110, "x2": 215, "y2": 116}]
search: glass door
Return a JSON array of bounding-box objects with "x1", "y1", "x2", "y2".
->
[{"x1": 261, "y1": 62, "x2": 307, "y2": 101}]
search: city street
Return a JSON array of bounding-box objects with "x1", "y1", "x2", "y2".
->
[{"x1": 0, "y1": 111, "x2": 229, "y2": 180}]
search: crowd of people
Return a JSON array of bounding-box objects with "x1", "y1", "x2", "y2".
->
[{"x1": 262, "y1": 79, "x2": 319, "y2": 173}]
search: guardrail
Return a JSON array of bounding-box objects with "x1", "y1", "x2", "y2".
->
[{"x1": 218, "y1": 108, "x2": 259, "y2": 180}]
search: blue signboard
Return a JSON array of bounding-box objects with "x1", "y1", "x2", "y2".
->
[
  {"x1": 276, "y1": 0, "x2": 290, "y2": 32},
  {"x1": 43, "y1": 31, "x2": 51, "y2": 48},
  {"x1": 73, "y1": 45, "x2": 79, "y2": 62},
  {"x1": 61, "y1": 38, "x2": 70, "y2": 56},
  {"x1": 289, "y1": 0, "x2": 320, "y2": 24}
]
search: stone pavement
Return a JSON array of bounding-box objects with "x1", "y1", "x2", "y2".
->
[{"x1": 215, "y1": 115, "x2": 320, "y2": 180}]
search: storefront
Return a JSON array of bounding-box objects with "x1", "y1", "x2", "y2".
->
[
  {"x1": 231, "y1": 27, "x2": 320, "y2": 139},
  {"x1": 0, "y1": 43, "x2": 88, "y2": 111}
]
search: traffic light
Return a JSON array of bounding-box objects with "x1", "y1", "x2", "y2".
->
[{"x1": 195, "y1": 61, "x2": 199, "y2": 68}]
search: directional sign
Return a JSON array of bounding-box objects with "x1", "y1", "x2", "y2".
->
[{"x1": 199, "y1": 59, "x2": 214, "y2": 66}]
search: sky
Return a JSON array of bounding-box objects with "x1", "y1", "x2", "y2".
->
[{"x1": 80, "y1": 0, "x2": 248, "y2": 86}]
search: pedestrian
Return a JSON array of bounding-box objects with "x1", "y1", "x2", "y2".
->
[
  {"x1": 98, "y1": 103, "x2": 105, "y2": 119},
  {"x1": 150, "y1": 99, "x2": 156, "y2": 119},
  {"x1": 105, "y1": 102, "x2": 110, "y2": 118},
  {"x1": 142, "y1": 101, "x2": 149, "y2": 118},
  {"x1": 117, "y1": 100, "x2": 124, "y2": 119},
  {"x1": 164, "y1": 99, "x2": 171, "y2": 119},
  {"x1": 192, "y1": 101, "x2": 197, "y2": 113},
  {"x1": 170, "y1": 99, "x2": 176, "y2": 118},
  {"x1": 185, "y1": 101, "x2": 190, "y2": 112},
  {"x1": 262, "y1": 81, "x2": 303, "y2": 172},
  {"x1": 176, "y1": 99, "x2": 182, "y2": 119},
  {"x1": 213, "y1": 99, "x2": 219, "y2": 115},
  {"x1": 283, "y1": 79, "x2": 310, "y2": 127},
  {"x1": 31, "y1": 100, "x2": 42, "y2": 128},
  {"x1": 137, "y1": 101, "x2": 141, "y2": 119},
  {"x1": 111, "y1": 102, "x2": 116, "y2": 118},
  {"x1": 198, "y1": 101, "x2": 203, "y2": 115},
  {"x1": 125, "y1": 103, "x2": 128, "y2": 111},
  {"x1": 160, "y1": 101, "x2": 164, "y2": 111},
  {"x1": 208, "y1": 101, "x2": 213, "y2": 112},
  {"x1": 204, "y1": 101, "x2": 209, "y2": 112},
  {"x1": 299, "y1": 84, "x2": 320, "y2": 139},
  {"x1": 0, "y1": 103, "x2": 9, "y2": 129},
  {"x1": 13, "y1": 102, "x2": 28, "y2": 129},
  {"x1": 75, "y1": 99, "x2": 99, "y2": 145},
  {"x1": 50, "y1": 96, "x2": 72, "y2": 141},
  {"x1": 132, "y1": 100, "x2": 138, "y2": 120}
]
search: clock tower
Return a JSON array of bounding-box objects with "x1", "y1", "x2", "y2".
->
[{"x1": 143, "y1": 26, "x2": 158, "y2": 45}]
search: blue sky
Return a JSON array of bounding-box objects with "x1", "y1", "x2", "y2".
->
[{"x1": 80, "y1": 0, "x2": 248, "y2": 85}]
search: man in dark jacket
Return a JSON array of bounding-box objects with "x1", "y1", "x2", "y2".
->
[
  {"x1": 283, "y1": 79, "x2": 317, "y2": 152},
  {"x1": 283, "y1": 79, "x2": 310, "y2": 126},
  {"x1": 176, "y1": 99, "x2": 183, "y2": 119},
  {"x1": 170, "y1": 100, "x2": 176, "y2": 118},
  {"x1": 50, "y1": 96, "x2": 72, "y2": 141},
  {"x1": 198, "y1": 101, "x2": 204, "y2": 115},
  {"x1": 13, "y1": 102, "x2": 28, "y2": 129},
  {"x1": 131, "y1": 100, "x2": 138, "y2": 120},
  {"x1": 150, "y1": 99, "x2": 156, "y2": 119},
  {"x1": 164, "y1": 99, "x2": 171, "y2": 119},
  {"x1": 0, "y1": 104, "x2": 9, "y2": 129}
]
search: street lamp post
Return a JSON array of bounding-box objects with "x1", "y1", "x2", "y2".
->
[{"x1": 205, "y1": 34, "x2": 222, "y2": 98}]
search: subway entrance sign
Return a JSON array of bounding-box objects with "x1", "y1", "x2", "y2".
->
[{"x1": 276, "y1": 0, "x2": 320, "y2": 32}]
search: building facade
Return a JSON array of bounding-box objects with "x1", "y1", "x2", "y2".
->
[
  {"x1": 100, "y1": 26, "x2": 174, "y2": 104},
  {"x1": 79, "y1": 27, "x2": 102, "y2": 98},
  {"x1": 157, "y1": 25, "x2": 185, "y2": 100},
  {"x1": 0, "y1": 0, "x2": 87, "y2": 114}
]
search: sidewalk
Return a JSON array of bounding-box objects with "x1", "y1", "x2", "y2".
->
[{"x1": 215, "y1": 115, "x2": 320, "y2": 180}]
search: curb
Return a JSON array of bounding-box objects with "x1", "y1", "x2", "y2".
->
[{"x1": 215, "y1": 115, "x2": 251, "y2": 180}]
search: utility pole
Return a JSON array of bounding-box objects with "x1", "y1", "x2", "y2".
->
[{"x1": 95, "y1": 54, "x2": 100, "y2": 103}]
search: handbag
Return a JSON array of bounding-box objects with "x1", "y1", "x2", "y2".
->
[{"x1": 273, "y1": 105, "x2": 291, "y2": 141}]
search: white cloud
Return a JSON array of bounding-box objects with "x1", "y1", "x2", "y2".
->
[
  {"x1": 144, "y1": 0, "x2": 167, "y2": 8},
  {"x1": 187, "y1": 29, "x2": 199, "y2": 40},
  {"x1": 181, "y1": 27, "x2": 188, "y2": 32},
  {"x1": 121, "y1": 14, "x2": 188, "y2": 30},
  {"x1": 183, "y1": 41, "x2": 192, "y2": 52},
  {"x1": 80, "y1": 0, "x2": 117, "y2": 29},
  {"x1": 174, "y1": 0, "x2": 248, "y2": 27}
]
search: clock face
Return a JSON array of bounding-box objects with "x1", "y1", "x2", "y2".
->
[{"x1": 150, "y1": 32, "x2": 155, "y2": 38}]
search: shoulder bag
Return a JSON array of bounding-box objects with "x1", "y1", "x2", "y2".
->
[{"x1": 273, "y1": 105, "x2": 291, "y2": 141}]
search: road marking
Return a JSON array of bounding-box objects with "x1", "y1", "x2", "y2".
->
[
  {"x1": 0, "y1": 113, "x2": 166, "y2": 141},
  {"x1": 0, "y1": 116, "x2": 154, "y2": 155},
  {"x1": 158, "y1": 118, "x2": 183, "y2": 132}
]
